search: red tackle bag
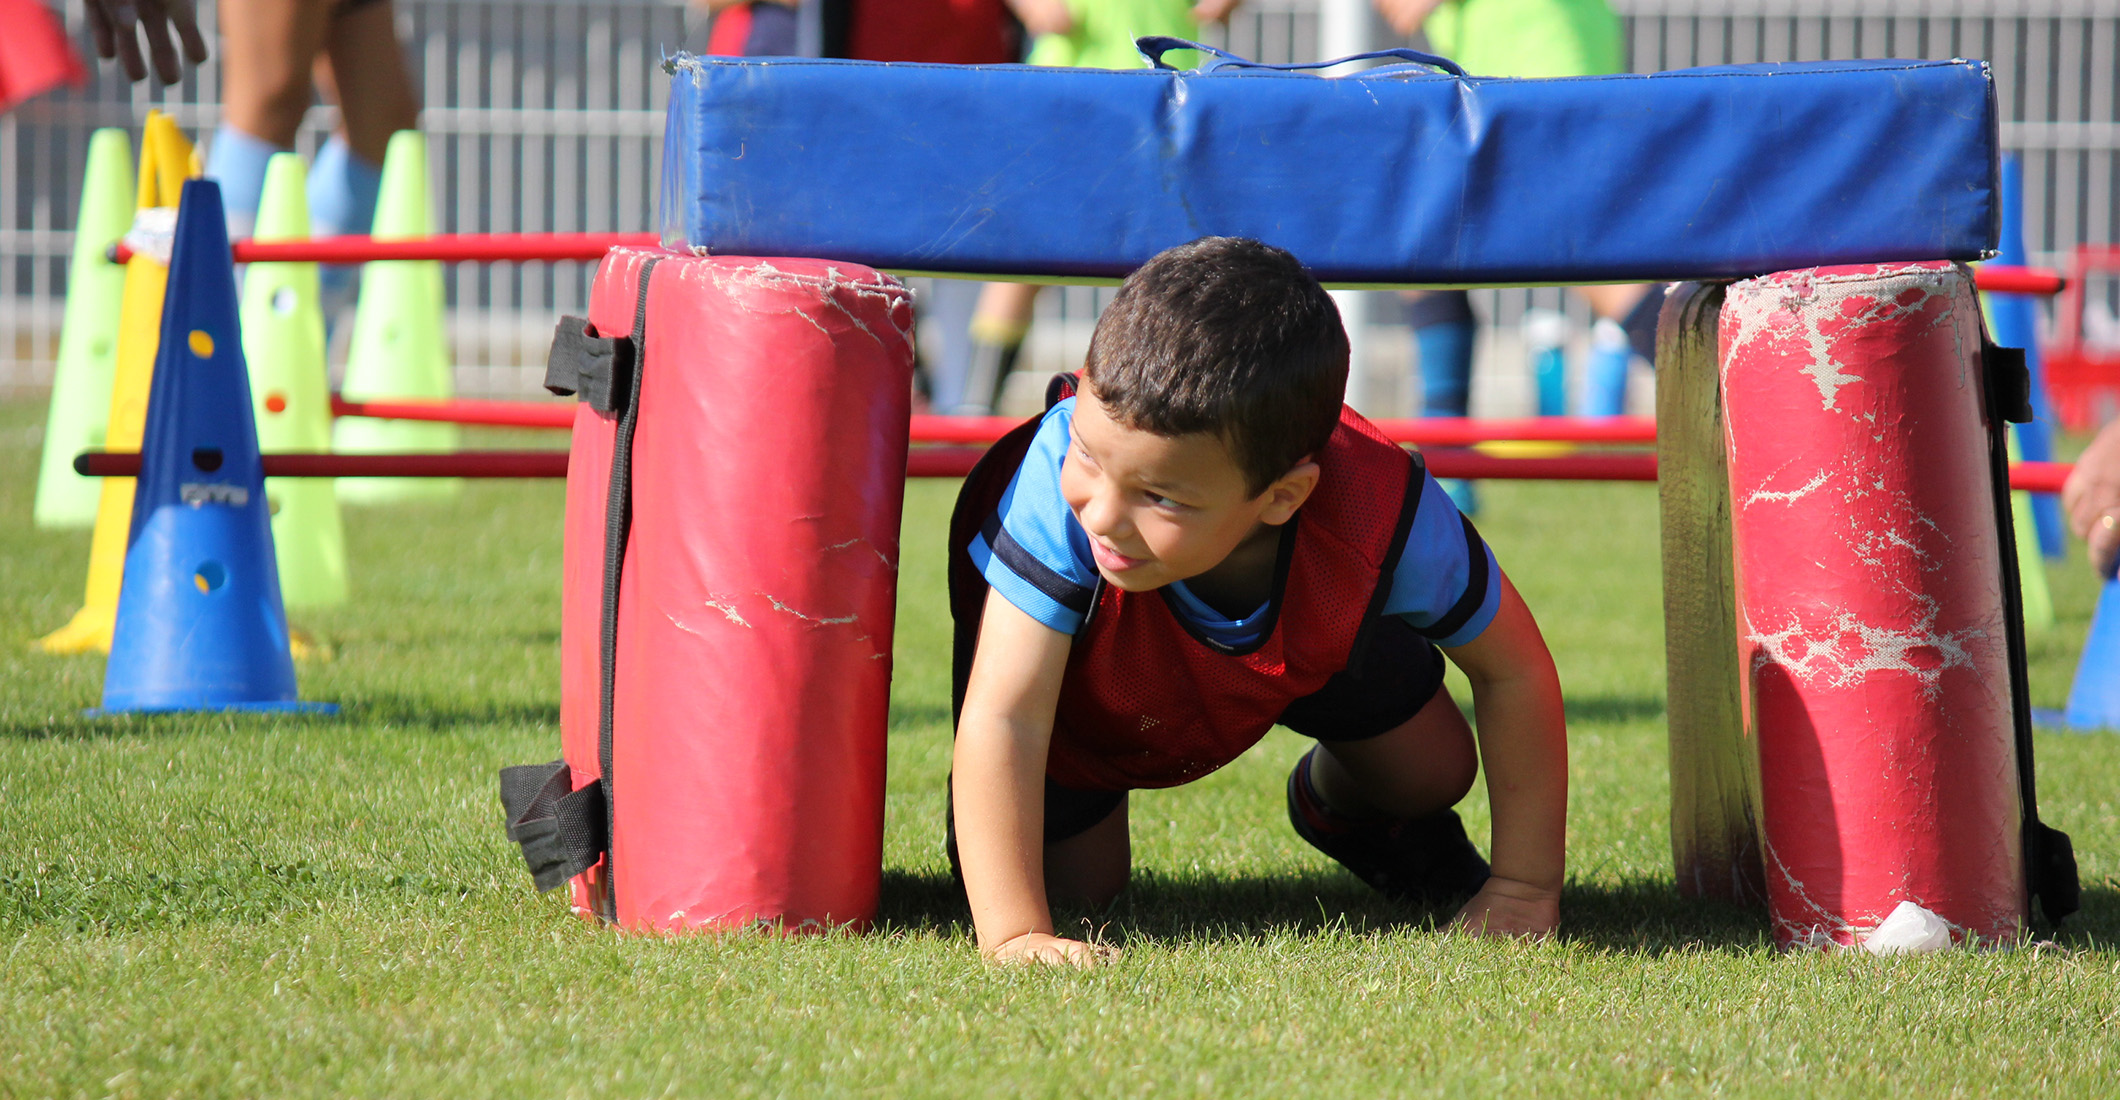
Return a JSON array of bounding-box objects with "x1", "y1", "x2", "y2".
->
[
  {"x1": 1720, "y1": 262, "x2": 2074, "y2": 948},
  {"x1": 503, "y1": 248, "x2": 915, "y2": 933}
]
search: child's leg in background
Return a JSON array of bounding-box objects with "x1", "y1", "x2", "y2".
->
[
  {"x1": 957, "y1": 281, "x2": 1042, "y2": 416},
  {"x1": 1577, "y1": 281, "x2": 1653, "y2": 419},
  {"x1": 919, "y1": 278, "x2": 986, "y2": 414},
  {"x1": 1405, "y1": 289, "x2": 1479, "y2": 513}
]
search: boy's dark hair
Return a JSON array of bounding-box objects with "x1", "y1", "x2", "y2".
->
[{"x1": 1083, "y1": 237, "x2": 1348, "y2": 497}]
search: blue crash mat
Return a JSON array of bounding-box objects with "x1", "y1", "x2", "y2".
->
[{"x1": 658, "y1": 49, "x2": 1998, "y2": 285}]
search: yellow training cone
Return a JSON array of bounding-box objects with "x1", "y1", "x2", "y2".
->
[
  {"x1": 37, "y1": 112, "x2": 198, "y2": 654},
  {"x1": 243, "y1": 152, "x2": 349, "y2": 608}
]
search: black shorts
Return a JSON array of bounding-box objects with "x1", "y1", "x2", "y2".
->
[{"x1": 954, "y1": 617, "x2": 1451, "y2": 856}]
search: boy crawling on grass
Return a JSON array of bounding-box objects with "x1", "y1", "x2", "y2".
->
[{"x1": 946, "y1": 237, "x2": 1569, "y2": 966}]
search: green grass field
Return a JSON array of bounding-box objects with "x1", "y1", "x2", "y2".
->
[{"x1": 4, "y1": 398, "x2": 2117, "y2": 1098}]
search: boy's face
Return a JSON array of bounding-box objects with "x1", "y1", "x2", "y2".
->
[{"x1": 1060, "y1": 387, "x2": 1313, "y2": 593}]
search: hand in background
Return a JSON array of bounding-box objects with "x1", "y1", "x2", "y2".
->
[
  {"x1": 1450, "y1": 875, "x2": 1559, "y2": 939},
  {"x1": 1007, "y1": 0, "x2": 1074, "y2": 37},
  {"x1": 2063, "y1": 418, "x2": 2120, "y2": 579},
  {"x1": 82, "y1": 0, "x2": 209, "y2": 83},
  {"x1": 1371, "y1": 0, "x2": 1444, "y2": 37},
  {"x1": 1191, "y1": 0, "x2": 1242, "y2": 24}
]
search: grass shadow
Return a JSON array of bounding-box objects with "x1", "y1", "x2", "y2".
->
[
  {"x1": 875, "y1": 868, "x2": 2120, "y2": 957},
  {"x1": 0, "y1": 695, "x2": 559, "y2": 742},
  {"x1": 333, "y1": 694, "x2": 560, "y2": 732},
  {"x1": 1563, "y1": 694, "x2": 1668, "y2": 725},
  {"x1": 888, "y1": 701, "x2": 952, "y2": 731}
]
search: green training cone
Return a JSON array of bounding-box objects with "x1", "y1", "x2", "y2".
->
[
  {"x1": 243, "y1": 152, "x2": 348, "y2": 607},
  {"x1": 34, "y1": 128, "x2": 135, "y2": 528},
  {"x1": 333, "y1": 130, "x2": 460, "y2": 504},
  {"x1": 2007, "y1": 429, "x2": 2053, "y2": 630}
]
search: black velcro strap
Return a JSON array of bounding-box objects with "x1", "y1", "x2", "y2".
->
[
  {"x1": 544, "y1": 315, "x2": 635, "y2": 415},
  {"x1": 1983, "y1": 341, "x2": 2033, "y2": 425},
  {"x1": 1344, "y1": 449, "x2": 1427, "y2": 677},
  {"x1": 499, "y1": 760, "x2": 608, "y2": 893},
  {"x1": 593, "y1": 257, "x2": 663, "y2": 923},
  {"x1": 1977, "y1": 326, "x2": 2079, "y2": 925}
]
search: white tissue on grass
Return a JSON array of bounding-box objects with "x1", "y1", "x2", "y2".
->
[{"x1": 1861, "y1": 901, "x2": 1954, "y2": 955}]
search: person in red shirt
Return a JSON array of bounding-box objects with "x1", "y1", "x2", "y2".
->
[{"x1": 703, "y1": 0, "x2": 1019, "y2": 65}]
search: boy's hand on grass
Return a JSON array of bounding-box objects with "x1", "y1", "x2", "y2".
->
[
  {"x1": 1450, "y1": 876, "x2": 1559, "y2": 939},
  {"x1": 986, "y1": 931, "x2": 1116, "y2": 968}
]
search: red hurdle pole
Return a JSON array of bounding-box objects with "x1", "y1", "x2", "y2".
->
[
  {"x1": 1974, "y1": 265, "x2": 2068, "y2": 296},
  {"x1": 74, "y1": 448, "x2": 2076, "y2": 490},
  {"x1": 110, "y1": 231, "x2": 662, "y2": 265},
  {"x1": 76, "y1": 452, "x2": 570, "y2": 478},
  {"x1": 332, "y1": 393, "x2": 1664, "y2": 447},
  {"x1": 332, "y1": 396, "x2": 578, "y2": 429}
]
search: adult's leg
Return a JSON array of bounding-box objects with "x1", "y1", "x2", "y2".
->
[
  {"x1": 308, "y1": 2, "x2": 420, "y2": 313},
  {"x1": 315, "y1": 0, "x2": 419, "y2": 167},
  {"x1": 1308, "y1": 686, "x2": 1477, "y2": 821},
  {"x1": 1043, "y1": 796, "x2": 1130, "y2": 910},
  {"x1": 210, "y1": 0, "x2": 333, "y2": 234},
  {"x1": 218, "y1": 0, "x2": 333, "y2": 148}
]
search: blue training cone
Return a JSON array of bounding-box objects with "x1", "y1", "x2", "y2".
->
[
  {"x1": 2062, "y1": 579, "x2": 2120, "y2": 732},
  {"x1": 98, "y1": 179, "x2": 334, "y2": 715},
  {"x1": 1989, "y1": 152, "x2": 2065, "y2": 560}
]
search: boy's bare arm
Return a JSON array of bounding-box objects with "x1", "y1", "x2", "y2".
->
[
  {"x1": 954, "y1": 593, "x2": 1107, "y2": 965},
  {"x1": 1442, "y1": 573, "x2": 1567, "y2": 937}
]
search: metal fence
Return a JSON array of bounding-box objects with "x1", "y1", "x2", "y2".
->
[{"x1": 3, "y1": 0, "x2": 2116, "y2": 406}]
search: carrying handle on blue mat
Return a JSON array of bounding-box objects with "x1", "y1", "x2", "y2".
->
[{"x1": 1135, "y1": 36, "x2": 1465, "y2": 77}]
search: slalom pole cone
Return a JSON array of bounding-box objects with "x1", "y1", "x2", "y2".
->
[
  {"x1": 333, "y1": 130, "x2": 460, "y2": 504},
  {"x1": 37, "y1": 112, "x2": 196, "y2": 655},
  {"x1": 97, "y1": 179, "x2": 334, "y2": 715},
  {"x1": 2061, "y1": 579, "x2": 2120, "y2": 732},
  {"x1": 33, "y1": 128, "x2": 134, "y2": 529},
  {"x1": 1989, "y1": 152, "x2": 2065, "y2": 560},
  {"x1": 242, "y1": 153, "x2": 348, "y2": 608}
]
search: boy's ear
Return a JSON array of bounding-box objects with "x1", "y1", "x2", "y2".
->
[{"x1": 1257, "y1": 458, "x2": 1320, "y2": 525}]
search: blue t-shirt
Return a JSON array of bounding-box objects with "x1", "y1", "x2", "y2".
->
[{"x1": 967, "y1": 398, "x2": 1502, "y2": 649}]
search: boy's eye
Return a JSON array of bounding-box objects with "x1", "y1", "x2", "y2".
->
[{"x1": 1144, "y1": 491, "x2": 1187, "y2": 510}]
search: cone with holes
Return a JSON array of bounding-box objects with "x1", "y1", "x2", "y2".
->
[
  {"x1": 99, "y1": 179, "x2": 333, "y2": 714},
  {"x1": 33, "y1": 128, "x2": 133, "y2": 529},
  {"x1": 241, "y1": 152, "x2": 347, "y2": 608},
  {"x1": 333, "y1": 130, "x2": 460, "y2": 504},
  {"x1": 38, "y1": 112, "x2": 198, "y2": 654}
]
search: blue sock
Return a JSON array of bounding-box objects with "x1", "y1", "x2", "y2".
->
[
  {"x1": 1582, "y1": 318, "x2": 1632, "y2": 417},
  {"x1": 308, "y1": 135, "x2": 386, "y2": 321},
  {"x1": 1413, "y1": 314, "x2": 1479, "y2": 516},
  {"x1": 1415, "y1": 320, "x2": 1475, "y2": 418},
  {"x1": 204, "y1": 125, "x2": 288, "y2": 239},
  {"x1": 307, "y1": 134, "x2": 384, "y2": 238}
]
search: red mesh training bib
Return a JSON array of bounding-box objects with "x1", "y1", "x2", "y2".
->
[{"x1": 1045, "y1": 408, "x2": 1417, "y2": 791}]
